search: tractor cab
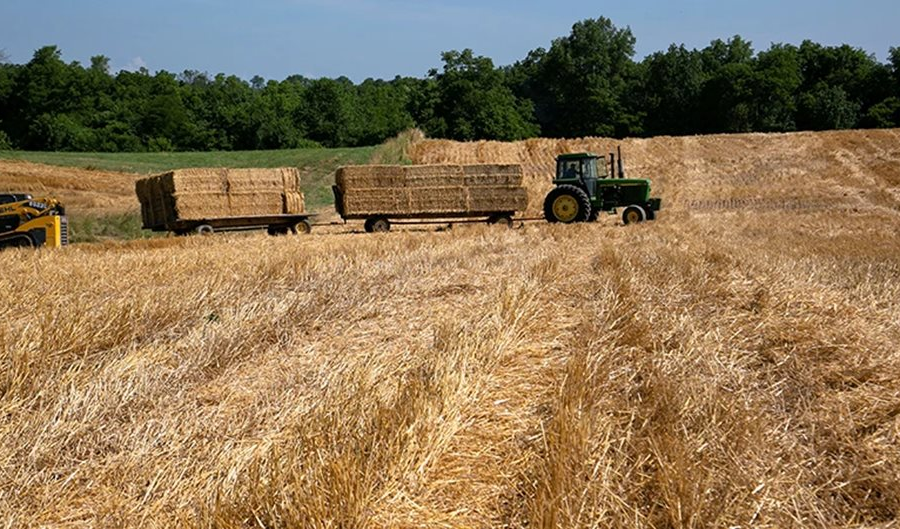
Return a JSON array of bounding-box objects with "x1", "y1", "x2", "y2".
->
[
  {"x1": 544, "y1": 149, "x2": 662, "y2": 225},
  {"x1": 554, "y1": 152, "x2": 607, "y2": 199}
]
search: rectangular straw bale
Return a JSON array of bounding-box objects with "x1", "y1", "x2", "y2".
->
[
  {"x1": 341, "y1": 188, "x2": 410, "y2": 216},
  {"x1": 466, "y1": 186, "x2": 529, "y2": 213},
  {"x1": 283, "y1": 191, "x2": 306, "y2": 214},
  {"x1": 403, "y1": 165, "x2": 465, "y2": 188},
  {"x1": 139, "y1": 176, "x2": 163, "y2": 228},
  {"x1": 149, "y1": 176, "x2": 175, "y2": 226},
  {"x1": 157, "y1": 169, "x2": 229, "y2": 194},
  {"x1": 227, "y1": 168, "x2": 294, "y2": 193},
  {"x1": 462, "y1": 164, "x2": 522, "y2": 176},
  {"x1": 279, "y1": 167, "x2": 302, "y2": 191},
  {"x1": 407, "y1": 186, "x2": 468, "y2": 213},
  {"x1": 462, "y1": 164, "x2": 524, "y2": 186},
  {"x1": 172, "y1": 192, "x2": 231, "y2": 220},
  {"x1": 336, "y1": 165, "x2": 405, "y2": 190},
  {"x1": 135, "y1": 178, "x2": 151, "y2": 227},
  {"x1": 226, "y1": 191, "x2": 285, "y2": 217}
]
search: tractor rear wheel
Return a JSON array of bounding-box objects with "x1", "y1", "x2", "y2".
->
[
  {"x1": 622, "y1": 205, "x2": 647, "y2": 225},
  {"x1": 544, "y1": 185, "x2": 591, "y2": 223}
]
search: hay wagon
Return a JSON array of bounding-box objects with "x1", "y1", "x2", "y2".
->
[
  {"x1": 153, "y1": 213, "x2": 315, "y2": 236},
  {"x1": 332, "y1": 164, "x2": 528, "y2": 233},
  {"x1": 136, "y1": 167, "x2": 314, "y2": 236}
]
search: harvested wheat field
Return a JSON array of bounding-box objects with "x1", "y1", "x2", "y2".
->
[
  {"x1": 0, "y1": 160, "x2": 140, "y2": 215},
  {"x1": 2, "y1": 129, "x2": 900, "y2": 528}
]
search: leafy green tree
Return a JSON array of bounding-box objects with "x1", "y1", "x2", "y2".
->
[
  {"x1": 701, "y1": 36, "x2": 754, "y2": 70},
  {"x1": 0, "y1": 130, "x2": 12, "y2": 150},
  {"x1": 505, "y1": 47, "x2": 549, "y2": 129},
  {"x1": 90, "y1": 55, "x2": 110, "y2": 75},
  {"x1": 28, "y1": 113, "x2": 96, "y2": 151},
  {"x1": 641, "y1": 44, "x2": 705, "y2": 135},
  {"x1": 426, "y1": 49, "x2": 537, "y2": 141},
  {"x1": 798, "y1": 84, "x2": 860, "y2": 130},
  {"x1": 862, "y1": 97, "x2": 900, "y2": 128},
  {"x1": 355, "y1": 78, "x2": 415, "y2": 146},
  {"x1": 751, "y1": 44, "x2": 802, "y2": 131},
  {"x1": 295, "y1": 77, "x2": 359, "y2": 147},
  {"x1": 694, "y1": 37, "x2": 757, "y2": 133},
  {"x1": 531, "y1": 18, "x2": 639, "y2": 137}
]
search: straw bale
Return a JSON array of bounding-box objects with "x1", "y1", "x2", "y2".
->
[
  {"x1": 172, "y1": 192, "x2": 231, "y2": 220},
  {"x1": 279, "y1": 167, "x2": 301, "y2": 191},
  {"x1": 462, "y1": 164, "x2": 524, "y2": 187},
  {"x1": 283, "y1": 191, "x2": 306, "y2": 214},
  {"x1": 466, "y1": 186, "x2": 528, "y2": 213},
  {"x1": 336, "y1": 166, "x2": 405, "y2": 190},
  {"x1": 334, "y1": 163, "x2": 528, "y2": 217},
  {"x1": 226, "y1": 191, "x2": 285, "y2": 217},
  {"x1": 157, "y1": 170, "x2": 229, "y2": 194},
  {"x1": 150, "y1": 176, "x2": 174, "y2": 227},
  {"x1": 407, "y1": 186, "x2": 469, "y2": 213},
  {"x1": 341, "y1": 188, "x2": 411, "y2": 216},
  {"x1": 335, "y1": 164, "x2": 525, "y2": 192},
  {"x1": 137, "y1": 167, "x2": 305, "y2": 226},
  {"x1": 403, "y1": 164, "x2": 465, "y2": 178},
  {"x1": 403, "y1": 165, "x2": 465, "y2": 188},
  {"x1": 462, "y1": 164, "x2": 521, "y2": 176},
  {"x1": 227, "y1": 168, "x2": 300, "y2": 193},
  {"x1": 135, "y1": 178, "x2": 151, "y2": 227}
]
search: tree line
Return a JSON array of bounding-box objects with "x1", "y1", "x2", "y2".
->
[{"x1": 1, "y1": 17, "x2": 898, "y2": 152}]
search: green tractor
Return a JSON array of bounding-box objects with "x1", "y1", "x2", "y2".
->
[{"x1": 544, "y1": 149, "x2": 661, "y2": 225}]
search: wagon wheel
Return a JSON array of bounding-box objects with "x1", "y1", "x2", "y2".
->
[
  {"x1": 488, "y1": 214, "x2": 514, "y2": 229},
  {"x1": 370, "y1": 217, "x2": 391, "y2": 233},
  {"x1": 292, "y1": 219, "x2": 312, "y2": 235}
]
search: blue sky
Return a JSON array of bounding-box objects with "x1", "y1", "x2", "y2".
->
[{"x1": 1, "y1": 0, "x2": 898, "y2": 81}]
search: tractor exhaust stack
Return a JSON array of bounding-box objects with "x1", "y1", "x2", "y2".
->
[{"x1": 617, "y1": 146, "x2": 625, "y2": 179}]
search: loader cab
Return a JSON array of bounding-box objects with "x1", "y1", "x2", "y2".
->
[{"x1": 0, "y1": 193, "x2": 33, "y2": 205}]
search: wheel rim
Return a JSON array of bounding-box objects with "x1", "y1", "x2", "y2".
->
[
  {"x1": 296, "y1": 222, "x2": 311, "y2": 234},
  {"x1": 372, "y1": 219, "x2": 389, "y2": 232},
  {"x1": 625, "y1": 209, "x2": 640, "y2": 224},
  {"x1": 552, "y1": 195, "x2": 579, "y2": 223}
]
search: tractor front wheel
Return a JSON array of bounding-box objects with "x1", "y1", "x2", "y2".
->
[
  {"x1": 544, "y1": 185, "x2": 591, "y2": 224},
  {"x1": 622, "y1": 205, "x2": 647, "y2": 225}
]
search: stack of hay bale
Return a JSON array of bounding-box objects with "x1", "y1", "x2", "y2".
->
[
  {"x1": 334, "y1": 164, "x2": 527, "y2": 217},
  {"x1": 136, "y1": 168, "x2": 304, "y2": 230}
]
